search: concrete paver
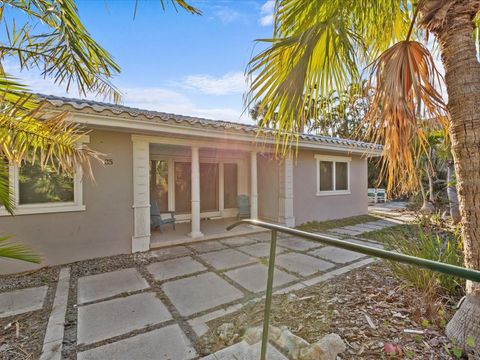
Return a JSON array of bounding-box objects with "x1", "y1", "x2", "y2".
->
[
  {"x1": 220, "y1": 236, "x2": 257, "y2": 247},
  {"x1": 309, "y1": 246, "x2": 366, "y2": 264},
  {"x1": 77, "y1": 324, "x2": 197, "y2": 360},
  {"x1": 330, "y1": 228, "x2": 362, "y2": 236},
  {"x1": 77, "y1": 292, "x2": 172, "y2": 345},
  {"x1": 147, "y1": 256, "x2": 206, "y2": 281},
  {"x1": 0, "y1": 285, "x2": 47, "y2": 318},
  {"x1": 40, "y1": 268, "x2": 70, "y2": 360},
  {"x1": 275, "y1": 252, "x2": 335, "y2": 276},
  {"x1": 189, "y1": 241, "x2": 227, "y2": 253},
  {"x1": 77, "y1": 268, "x2": 149, "y2": 304},
  {"x1": 277, "y1": 237, "x2": 322, "y2": 251},
  {"x1": 237, "y1": 243, "x2": 287, "y2": 258},
  {"x1": 151, "y1": 246, "x2": 192, "y2": 260},
  {"x1": 199, "y1": 249, "x2": 256, "y2": 270},
  {"x1": 224, "y1": 264, "x2": 297, "y2": 293},
  {"x1": 162, "y1": 272, "x2": 244, "y2": 316}
]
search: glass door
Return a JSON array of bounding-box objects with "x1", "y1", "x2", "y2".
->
[
  {"x1": 200, "y1": 163, "x2": 219, "y2": 212},
  {"x1": 174, "y1": 162, "x2": 192, "y2": 214},
  {"x1": 150, "y1": 160, "x2": 168, "y2": 211}
]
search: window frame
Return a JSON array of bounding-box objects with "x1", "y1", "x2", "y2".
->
[
  {"x1": 0, "y1": 136, "x2": 89, "y2": 216},
  {"x1": 315, "y1": 154, "x2": 351, "y2": 196}
]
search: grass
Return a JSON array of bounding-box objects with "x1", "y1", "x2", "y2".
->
[{"x1": 296, "y1": 214, "x2": 380, "y2": 232}]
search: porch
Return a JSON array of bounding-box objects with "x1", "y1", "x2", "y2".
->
[
  {"x1": 150, "y1": 217, "x2": 266, "y2": 248},
  {"x1": 131, "y1": 134, "x2": 296, "y2": 252}
]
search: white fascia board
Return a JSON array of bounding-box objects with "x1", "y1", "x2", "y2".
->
[{"x1": 67, "y1": 111, "x2": 383, "y2": 156}]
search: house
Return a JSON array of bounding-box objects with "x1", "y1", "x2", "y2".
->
[{"x1": 0, "y1": 95, "x2": 382, "y2": 274}]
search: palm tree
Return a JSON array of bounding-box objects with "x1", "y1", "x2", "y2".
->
[
  {"x1": 246, "y1": 0, "x2": 480, "y2": 351},
  {"x1": 0, "y1": 0, "x2": 199, "y2": 263}
]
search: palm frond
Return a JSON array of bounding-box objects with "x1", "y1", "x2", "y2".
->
[
  {"x1": 0, "y1": 235, "x2": 41, "y2": 263},
  {"x1": 0, "y1": 159, "x2": 14, "y2": 214},
  {"x1": 0, "y1": 102, "x2": 100, "y2": 178},
  {"x1": 246, "y1": 2, "x2": 363, "y2": 151},
  {"x1": 2, "y1": 0, "x2": 122, "y2": 102},
  {"x1": 363, "y1": 40, "x2": 448, "y2": 194},
  {"x1": 246, "y1": 0, "x2": 411, "y2": 152}
]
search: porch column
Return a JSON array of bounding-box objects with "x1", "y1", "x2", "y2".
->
[
  {"x1": 132, "y1": 138, "x2": 151, "y2": 252},
  {"x1": 189, "y1": 146, "x2": 203, "y2": 237},
  {"x1": 250, "y1": 151, "x2": 258, "y2": 219},
  {"x1": 278, "y1": 156, "x2": 295, "y2": 227}
]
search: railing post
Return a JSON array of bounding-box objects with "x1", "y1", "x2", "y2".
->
[{"x1": 261, "y1": 229, "x2": 277, "y2": 360}]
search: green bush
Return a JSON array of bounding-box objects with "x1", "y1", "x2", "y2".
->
[{"x1": 363, "y1": 224, "x2": 465, "y2": 298}]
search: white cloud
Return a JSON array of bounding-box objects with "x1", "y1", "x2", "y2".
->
[
  {"x1": 181, "y1": 72, "x2": 246, "y2": 95},
  {"x1": 214, "y1": 8, "x2": 240, "y2": 24},
  {"x1": 3, "y1": 60, "x2": 251, "y2": 123},
  {"x1": 121, "y1": 86, "x2": 247, "y2": 122},
  {"x1": 259, "y1": 0, "x2": 275, "y2": 27}
]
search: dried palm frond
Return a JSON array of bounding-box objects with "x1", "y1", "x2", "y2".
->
[
  {"x1": 0, "y1": 102, "x2": 100, "y2": 180},
  {"x1": 363, "y1": 40, "x2": 448, "y2": 195}
]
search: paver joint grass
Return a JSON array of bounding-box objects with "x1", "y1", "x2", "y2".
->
[{"x1": 296, "y1": 214, "x2": 380, "y2": 233}]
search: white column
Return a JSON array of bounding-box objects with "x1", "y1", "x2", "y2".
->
[
  {"x1": 132, "y1": 139, "x2": 150, "y2": 252},
  {"x1": 278, "y1": 156, "x2": 295, "y2": 227},
  {"x1": 250, "y1": 151, "x2": 258, "y2": 219},
  {"x1": 219, "y1": 162, "x2": 224, "y2": 216},
  {"x1": 189, "y1": 146, "x2": 203, "y2": 237}
]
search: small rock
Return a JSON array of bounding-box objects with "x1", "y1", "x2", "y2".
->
[
  {"x1": 276, "y1": 326, "x2": 309, "y2": 359},
  {"x1": 288, "y1": 293, "x2": 298, "y2": 301},
  {"x1": 299, "y1": 333, "x2": 346, "y2": 360},
  {"x1": 217, "y1": 323, "x2": 234, "y2": 342},
  {"x1": 243, "y1": 326, "x2": 263, "y2": 345}
]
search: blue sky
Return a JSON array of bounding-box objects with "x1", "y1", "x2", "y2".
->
[{"x1": 5, "y1": 0, "x2": 276, "y2": 123}]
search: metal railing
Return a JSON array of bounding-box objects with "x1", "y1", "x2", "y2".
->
[{"x1": 226, "y1": 219, "x2": 480, "y2": 360}]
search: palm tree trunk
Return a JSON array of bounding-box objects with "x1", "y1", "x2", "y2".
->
[
  {"x1": 431, "y1": 0, "x2": 480, "y2": 351},
  {"x1": 447, "y1": 160, "x2": 461, "y2": 224}
]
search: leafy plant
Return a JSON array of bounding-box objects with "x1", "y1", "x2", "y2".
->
[
  {"x1": 0, "y1": 235, "x2": 40, "y2": 263},
  {"x1": 362, "y1": 224, "x2": 465, "y2": 297}
]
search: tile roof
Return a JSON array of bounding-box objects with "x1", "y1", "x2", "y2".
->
[{"x1": 39, "y1": 94, "x2": 383, "y2": 152}]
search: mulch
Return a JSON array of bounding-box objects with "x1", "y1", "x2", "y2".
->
[
  {"x1": 0, "y1": 267, "x2": 59, "y2": 360},
  {"x1": 201, "y1": 262, "x2": 462, "y2": 359}
]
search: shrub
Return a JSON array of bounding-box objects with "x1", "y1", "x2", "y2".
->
[{"x1": 363, "y1": 224, "x2": 465, "y2": 298}]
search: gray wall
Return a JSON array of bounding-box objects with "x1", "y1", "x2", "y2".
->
[
  {"x1": 257, "y1": 154, "x2": 279, "y2": 222},
  {"x1": 0, "y1": 130, "x2": 134, "y2": 274},
  {"x1": 293, "y1": 149, "x2": 368, "y2": 225}
]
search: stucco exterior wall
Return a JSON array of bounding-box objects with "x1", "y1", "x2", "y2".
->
[
  {"x1": 258, "y1": 154, "x2": 279, "y2": 222},
  {"x1": 292, "y1": 149, "x2": 368, "y2": 225},
  {"x1": 0, "y1": 130, "x2": 134, "y2": 274}
]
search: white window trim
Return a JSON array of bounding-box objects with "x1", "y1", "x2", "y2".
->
[
  {"x1": 315, "y1": 154, "x2": 351, "y2": 196},
  {"x1": 0, "y1": 136, "x2": 89, "y2": 216}
]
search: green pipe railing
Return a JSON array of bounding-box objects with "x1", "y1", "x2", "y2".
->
[{"x1": 226, "y1": 219, "x2": 480, "y2": 360}]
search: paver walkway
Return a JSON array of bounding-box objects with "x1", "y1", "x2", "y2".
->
[
  {"x1": 73, "y1": 217, "x2": 400, "y2": 360},
  {"x1": 0, "y1": 213, "x2": 407, "y2": 360}
]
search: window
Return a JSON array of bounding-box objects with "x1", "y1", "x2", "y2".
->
[
  {"x1": 0, "y1": 137, "x2": 88, "y2": 216},
  {"x1": 315, "y1": 155, "x2": 351, "y2": 195},
  {"x1": 19, "y1": 162, "x2": 74, "y2": 204}
]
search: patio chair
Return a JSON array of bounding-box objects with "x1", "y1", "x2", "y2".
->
[
  {"x1": 237, "y1": 194, "x2": 250, "y2": 219},
  {"x1": 368, "y1": 188, "x2": 377, "y2": 203},
  {"x1": 376, "y1": 188, "x2": 386, "y2": 203},
  {"x1": 150, "y1": 200, "x2": 176, "y2": 233}
]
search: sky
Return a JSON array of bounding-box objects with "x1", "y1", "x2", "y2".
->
[{"x1": 4, "y1": 0, "x2": 277, "y2": 124}]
